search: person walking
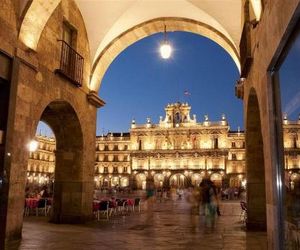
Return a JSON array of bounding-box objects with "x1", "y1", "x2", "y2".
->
[{"x1": 201, "y1": 179, "x2": 219, "y2": 230}]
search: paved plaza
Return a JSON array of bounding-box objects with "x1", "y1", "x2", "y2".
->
[{"x1": 7, "y1": 198, "x2": 267, "y2": 250}]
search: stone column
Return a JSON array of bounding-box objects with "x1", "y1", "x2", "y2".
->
[
  {"x1": 245, "y1": 90, "x2": 266, "y2": 231},
  {"x1": 1, "y1": 58, "x2": 31, "y2": 247},
  {"x1": 50, "y1": 149, "x2": 92, "y2": 223}
]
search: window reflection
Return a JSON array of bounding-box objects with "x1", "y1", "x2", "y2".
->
[{"x1": 279, "y1": 27, "x2": 300, "y2": 248}]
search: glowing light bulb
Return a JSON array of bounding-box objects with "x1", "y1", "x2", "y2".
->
[
  {"x1": 160, "y1": 42, "x2": 172, "y2": 59},
  {"x1": 28, "y1": 140, "x2": 38, "y2": 152}
]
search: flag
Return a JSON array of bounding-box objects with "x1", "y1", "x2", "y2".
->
[{"x1": 184, "y1": 90, "x2": 191, "y2": 96}]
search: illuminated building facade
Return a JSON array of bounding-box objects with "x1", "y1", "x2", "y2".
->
[
  {"x1": 27, "y1": 135, "x2": 55, "y2": 187},
  {"x1": 127, "y1": 102, "x2": 244, "y2": 189},
  {"x1": 28, "y1": 103, "x2": 300, "y2": 190}
]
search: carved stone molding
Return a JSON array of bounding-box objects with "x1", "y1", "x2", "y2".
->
[{"x1": 87, "y1": 91, "x2": 106, "y2": 108}]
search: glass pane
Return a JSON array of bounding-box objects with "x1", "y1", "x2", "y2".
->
[
  {"x1": 279, "y1": 30, "x2": 300, "y2": 249},
  {"x1": 63, "y1": 23, "x2": 72, "y2": 46}
]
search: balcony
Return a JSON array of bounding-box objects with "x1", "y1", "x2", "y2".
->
[{"x1": 55, "y1": 40, "x2": 84, "y2": 87}]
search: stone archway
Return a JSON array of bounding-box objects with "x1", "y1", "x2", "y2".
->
[
  {"x1": 90, "y1": 17, "x2": 240, "y2": 91},
  {"x1": 19, "y1": 1, "x2": 242, "y2": 93},
  {"x1": 154, "y1": 173, "x2": 164, "y2": 188},
  {"x1": 135, "y1": 173, "x2": 147, "y2": 190},
  {"x1": 191, "y1": 173, "x2": 202, "y2": 187},
  {"x1": 169, "y1": 173, "x2": 187, "y2": 188},
  {"x1": 245, "y1": 88, "x2": 266, "y2": 231},
  {"x1": 39, "y1": 100, "x2": 88, "y2": 223},
  {"x1": 210, "y1": 173, "x2": 222, "y2": 187}
]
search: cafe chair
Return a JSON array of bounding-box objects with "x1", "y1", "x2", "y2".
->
[
  {"x1": 36, "y1": 199, "x2": 47, "y2": 216},
  {"x1": 97, "y1": 200, "x2": 109, "y2": 220},
  {"x1": 240, "y1": 201, "x2": 247, "y2": 223},
  {"x1": 134, "y1": 198, "x2": 141, "y2": 212}
]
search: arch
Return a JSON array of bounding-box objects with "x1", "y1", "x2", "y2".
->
[
  {"x1": 230, "y1": 175, "x2": 246, "y2": 188},
  {"x1": 169, "y1": 173, "x2": 187, "y2": 188},
  {"x1": 210, "y1": 173, "x2": 222, "y2": 187},
  {"x1": 250, "y1": 0, "x2": 263, "y2": 21},
  {"x1": 245, "y1": 88, "x2": 266, "y2": 230},
  {"x1": 191, "y1": 173, "x2": 202, "y2": 187},
  {"x1": 154, "y1": 173, "x2": 164, "y2": 188},
  {"x1": 19, "y1": 1, "x2": 241, "y2": 92},
  {"x1": 210, "y1": 173, "x2": 222, "y2": 182},
  {"x1": 90, "y1": 17, "x2": 240, "y2": 91},
  {"x1": 38, "y1": 100, "x2": 86, "y2": 223},
  {"x1": 135, "y1": 173, "x2": 147, "y2": 190},
  {"x1": 120, "y1": 177, "x2": 129, "y2": 187},
  {"x1": 111, "y1": 176, "x2": 120, "y2": 187},
  {"x1": 19, "y1": 0, "x2": 61, "y2": 50}
]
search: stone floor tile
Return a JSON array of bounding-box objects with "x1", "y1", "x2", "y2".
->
[{"x1": 6, "y1": 199, "x2": 267, "y2": 250}]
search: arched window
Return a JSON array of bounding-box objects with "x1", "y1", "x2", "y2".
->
[
  {"x1": 175, "y1": 112, "x2": 181, "y2": 124},
  {"x1": 214, "y1": 138, "x2": 218, "y2": 149}
]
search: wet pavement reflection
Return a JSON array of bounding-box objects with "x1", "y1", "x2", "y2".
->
[{"x1": 8, "y1": 198, "x2": 267, "y2": 250}]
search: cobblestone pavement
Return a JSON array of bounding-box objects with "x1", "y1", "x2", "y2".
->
[{"x1": 7, "y1": 199, "x2": 267, "y2": 250}]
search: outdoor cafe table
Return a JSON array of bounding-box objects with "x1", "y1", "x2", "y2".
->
[{"x1": 25, "y1": 198, "x2": 39, "y2": 209}]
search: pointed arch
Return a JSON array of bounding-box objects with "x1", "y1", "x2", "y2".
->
[{"x1": 19, "y1": 0, "x2": 61, "y2": 50}]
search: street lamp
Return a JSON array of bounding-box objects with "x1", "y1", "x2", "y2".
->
[
  {"x1": 160, "y1": 25, "x2": 172, "y2": 59},
  {"x1": 28, "y1": 139, "x2": 38, "y2": 152}
]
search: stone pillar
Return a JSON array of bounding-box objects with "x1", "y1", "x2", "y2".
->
[
  {"x1": 129, "y1": 174, "x2": 137, "y2": 190},
  {"x1": 246, "y1": 90, "x2": 266, "y2": 231},
  {"x1": 146, "y1": 174, "x2": 154, "y2": 190},
  {"x1": 163, "y1": 177, "x2": 170, "y2": 189},
  {"x1": 1, "y1": 59, "x2": 31, "y2": 246},
  {"x1": 51, "y1": 149, "x2": 92, "y2": 223}
]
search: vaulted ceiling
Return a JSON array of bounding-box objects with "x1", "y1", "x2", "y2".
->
[{"x1": 19, "y1": 0, "x2": 250, "y2": 91}]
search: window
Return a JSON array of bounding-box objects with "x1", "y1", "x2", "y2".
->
[
  {"x1": 57, "y1": 21, "x2": 83, "y2": 87},
  {"x1": 232, "y1": 142, "x2": 236, "y2": 148},
  {"x1": 104, "y1": 167, "x2": 108, "y2": 173},
  {"x1": 175, "y1": 112, "x2": 181, "y2": 124},
  {"x1": 63, "y1": 21, "x2": 77, "y2": 47},
  {"x1": 214, "y1": 138, "x2": 218, "y2": 149},
  {"x1": 124, "y1": 167, "x2": 128, "y2": 173},
  {"x1": 113, "y1": 167, "x2": 118, "y2": 173},
  {"x1": 232, "y1": 154, "x2": 237, "y2": 160},
  {"x1": 293, "y1": 136, "x2": 297, "y2": 149}
]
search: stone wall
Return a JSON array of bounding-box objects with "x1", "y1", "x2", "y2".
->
[
  {"x1": 0, "y1": 0, "x2": 18, "y2": 54},
  {"x1": 1, "y1": 0, "x2": 97, "y2": 245},
  {"x1": 244, "y1": 0, "x2": 300, "y2": 249},
  {"x1": 36, "y1": 0, "x2": 91, "y2": 92}
]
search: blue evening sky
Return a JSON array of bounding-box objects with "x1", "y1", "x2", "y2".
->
[
  {"x1": 37, "y1": 30, "x2": 300, "y2": 137},
  {"x1": 97, "y1": 31, "x2": 242, "y2": 135},
  {"x1": 280, "y1": 34, "x2": 300, "y2": 119}
]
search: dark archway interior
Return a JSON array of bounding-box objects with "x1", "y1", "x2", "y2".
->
[
  {"x1": 40, "y1": 101, "x2": 85, "y2": 223},
  {"x1": 246, "y1": 89, "x2": 267, "y2": 231}
]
